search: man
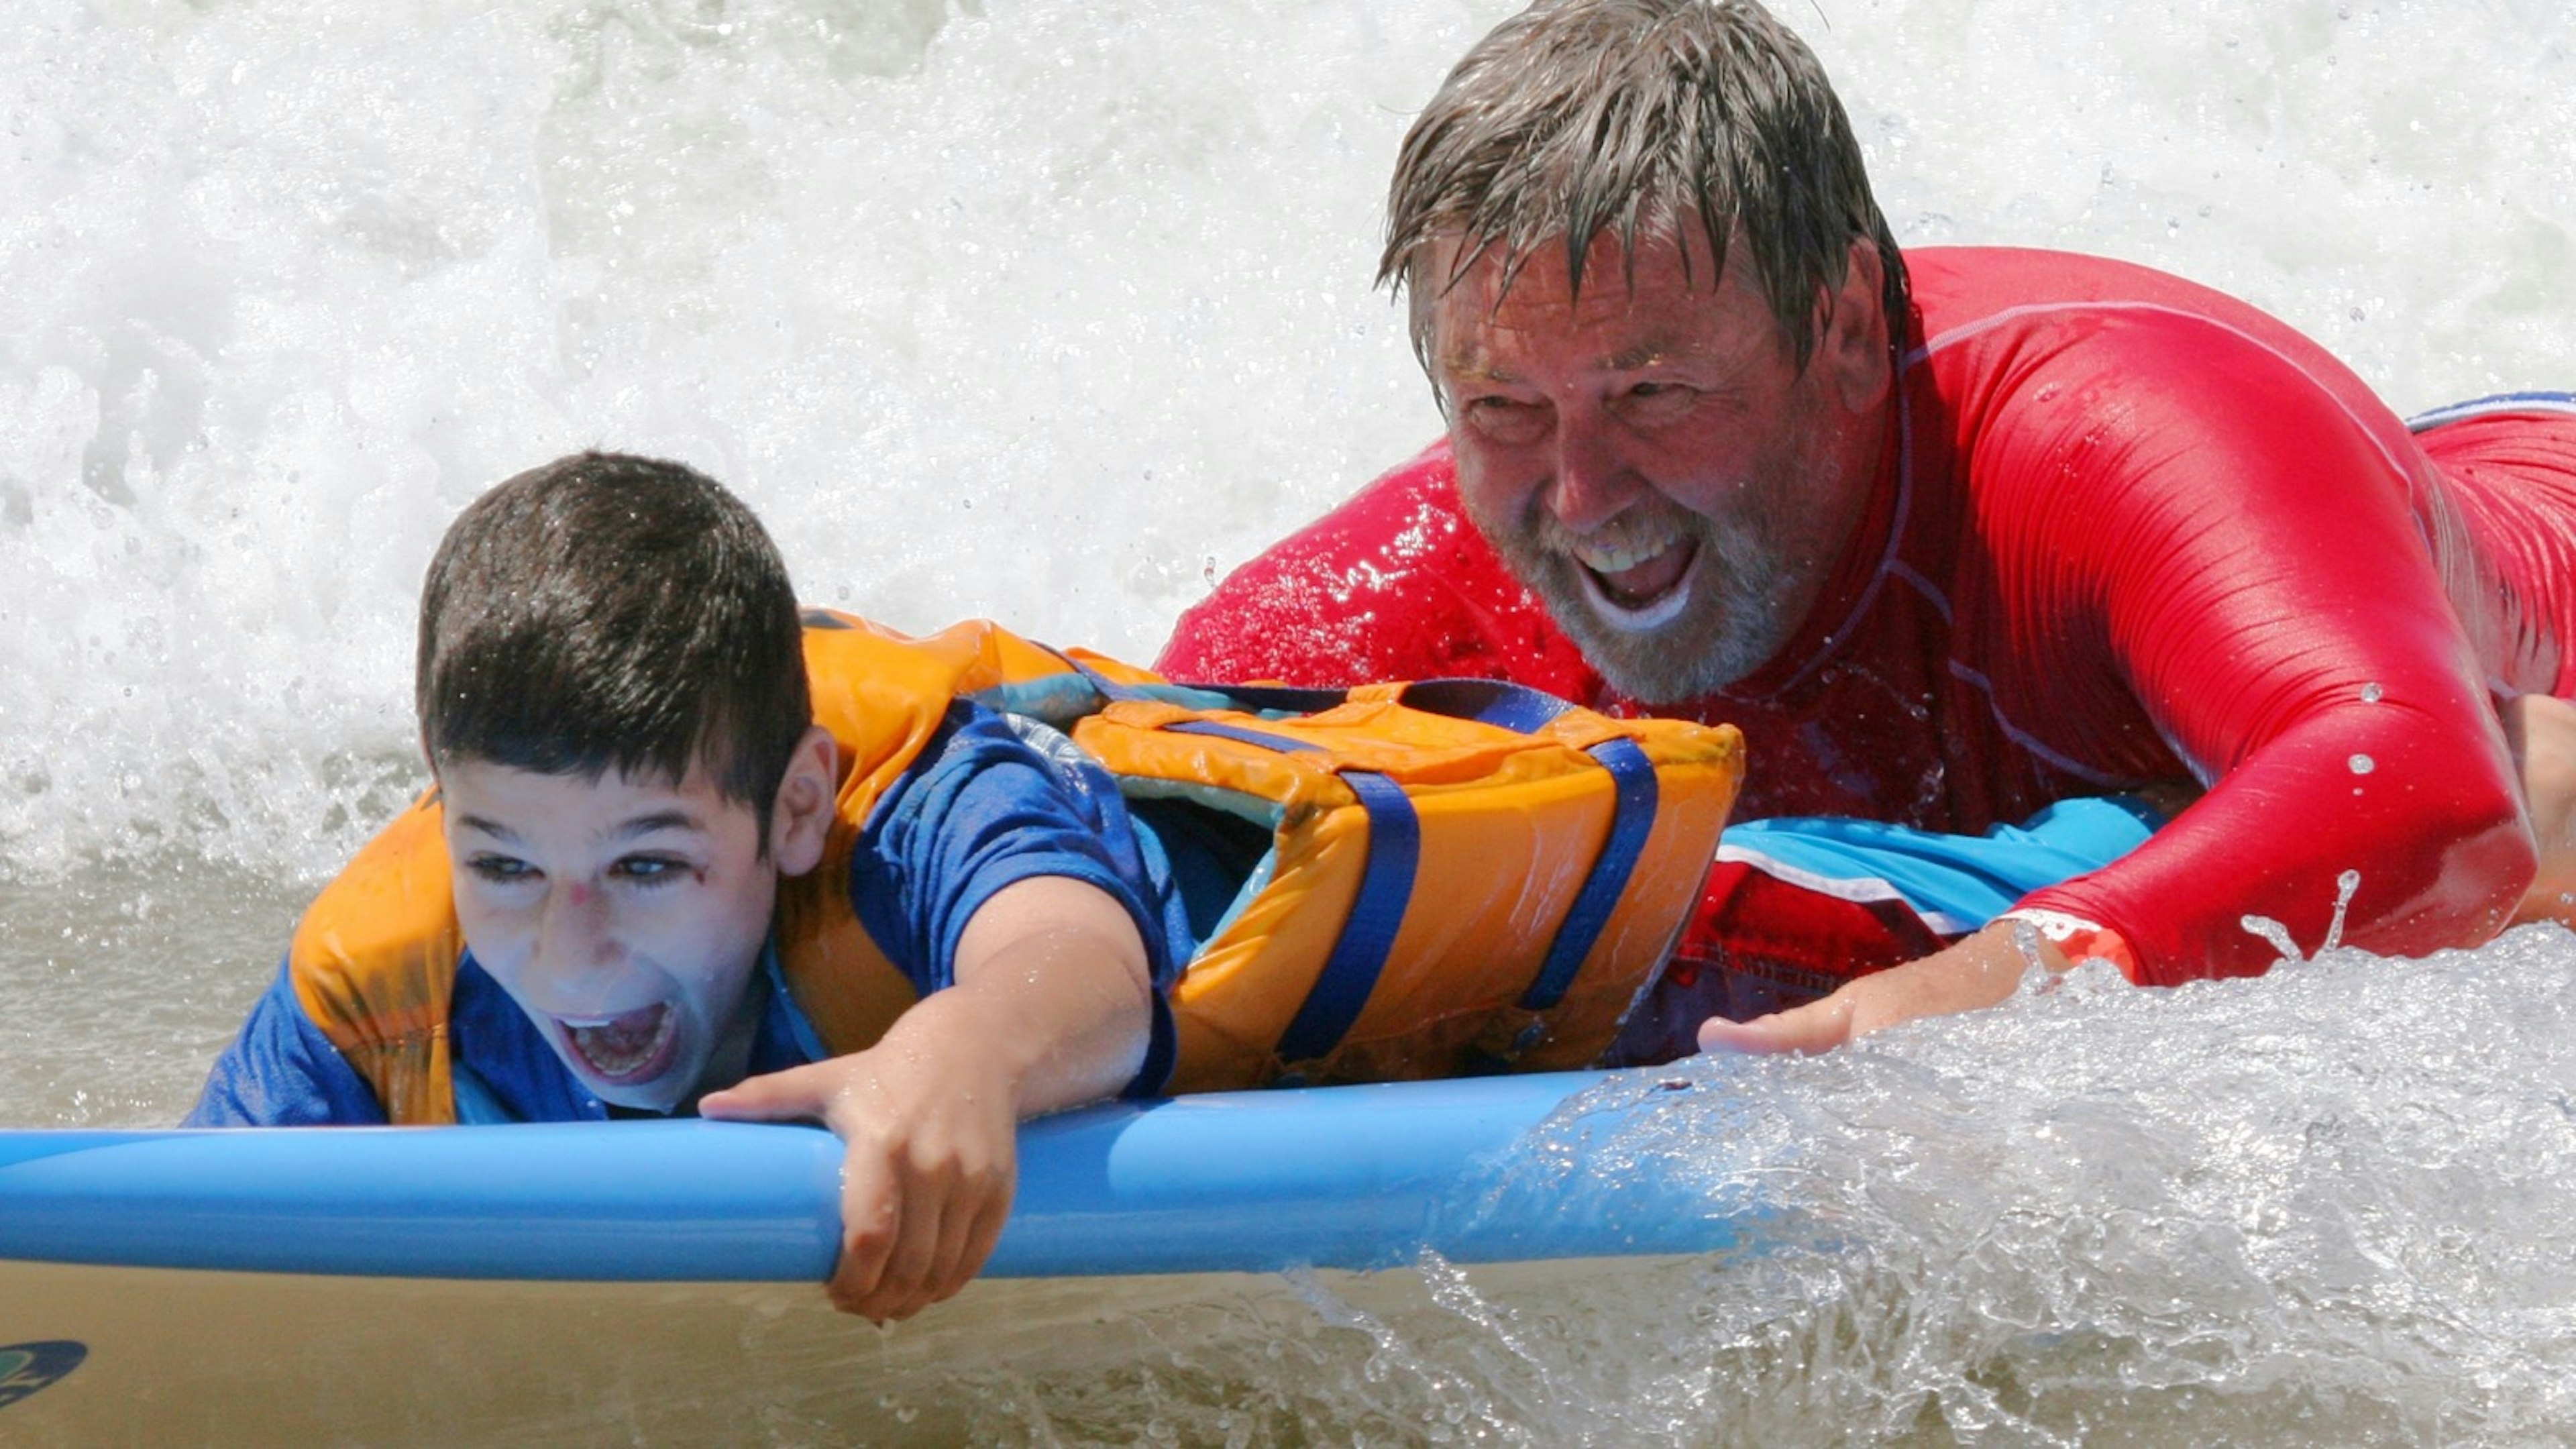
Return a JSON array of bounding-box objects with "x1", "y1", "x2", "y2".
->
[{"x1": 1159, "y1": 0, "x2": 2576, "y2": 1052}]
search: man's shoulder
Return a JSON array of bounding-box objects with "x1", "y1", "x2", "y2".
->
[
  {"x1": 1902, "y1": 246, "x2": 2324, "y2": 366},
  {"x1": 1157, "y1": 439, "x2": 1595, "y2": 695}
]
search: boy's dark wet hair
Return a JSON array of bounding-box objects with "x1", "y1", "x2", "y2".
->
[{"x1": 417, "y1": 452, "x2": 812, "y2": 843}]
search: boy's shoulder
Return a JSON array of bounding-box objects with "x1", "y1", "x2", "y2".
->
[{"x1": 288, "y1": 793, "x2": 468, "y2": 1086}]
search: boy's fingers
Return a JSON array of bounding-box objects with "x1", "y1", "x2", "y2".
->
[
  {"x1": 828, "y1": 1148, "x2": 900, "y2": 1317},
  {"x1": 696, "y1": 1061, "x2": 832, "y2": 1121},
  {"x1": 872, "y1": 1185, "x2": 947, "y2": 1320},
  {"x1": 919, "y1": 1177, "x2": 998, "y2": 1309},
  {"x1": 954, "y1": 1187, "x2": 1012, "y2": 1292},
  {"x1": 849, "y1": 1148, "x2": 1015, "y2": 1322},
  {"x1": 844, "y1": 1156, "x2": 957, "y2": 1321}
]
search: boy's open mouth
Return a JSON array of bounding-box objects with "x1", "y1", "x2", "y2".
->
[{"x1": 556, "y1": 1002, "x2": 680, "y2": 1085}]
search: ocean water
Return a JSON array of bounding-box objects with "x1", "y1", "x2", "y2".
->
[{"x1": 5, "y1": 0, "x2": 2574, "y2": 1442}]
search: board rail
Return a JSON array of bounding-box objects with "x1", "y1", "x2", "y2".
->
[{"x1": 0, "y1": 1069, "x2": 1746, "y2": 1282}]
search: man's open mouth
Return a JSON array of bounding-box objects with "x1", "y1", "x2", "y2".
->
[
  {"x1": 556, "y1": 1002, "x2": 680, "y2": 1085},
  {"x1": 1571, "y1": 529, "x2": 1698, "y2": 631}
]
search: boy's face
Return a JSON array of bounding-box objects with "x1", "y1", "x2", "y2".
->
[{"x1": 438, "y1": 758, "x2": 781, "y2": 1112}]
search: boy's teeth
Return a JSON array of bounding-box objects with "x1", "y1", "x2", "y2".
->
[{"x1": 564, "y1": 1002, "x2": 674, "y2": 1079}]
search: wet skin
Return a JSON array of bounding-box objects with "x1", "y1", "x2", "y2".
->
[
  {"x1": 437, "y1": 731, "x2": 1154, "y2": 1322},
  {"x1": 1429, "y1": 225, "x2": 1892, "y2": 703},
  {"x1": 437, "y1": 753, "x2": 822, "y2": 1113}
]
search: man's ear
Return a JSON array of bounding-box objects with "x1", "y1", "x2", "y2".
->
[
  {"x1": 769, "y1": 724, "x2": 839, "y2": 877},
  {"x1": 1817, "y1": 237, "x2": 1892, "y2": 414}
]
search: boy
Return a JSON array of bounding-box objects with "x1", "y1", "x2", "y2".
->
[
  {"x1": 191, "y1": 453, "x2": 1177, "y2": 1320},
  {"x1": 189, "y1": 450, "x2": 1751, "y2": 1320}
]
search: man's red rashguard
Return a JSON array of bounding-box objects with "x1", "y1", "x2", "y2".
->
[{"x1": 1159, "y1": 248, "x2": 2576, "y2": 988}]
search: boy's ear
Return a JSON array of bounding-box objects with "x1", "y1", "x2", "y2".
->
[{"x1": 769, "y1": 725, "x2": 839, "y2": 877}]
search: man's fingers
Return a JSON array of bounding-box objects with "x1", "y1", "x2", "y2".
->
[
  {"x1": 1697, "y1": 930, "x2": 2059, "y2": 1057},
  {"x1": 1696, "y1": 992, "x2": 1857, "y2": 1056}
]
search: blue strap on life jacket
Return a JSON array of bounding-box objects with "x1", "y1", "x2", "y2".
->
[
  {"x1": 1517, "y1": 735, "x2": 1659, "y2": 1013},
  {"x1": 1048, "y1": 655, "x2": 1660, "y2": 1069},
  {"x1": 1379, "y1": 680, "x2": 1666, "y2": 1015},
  {"x1": 1270, "y1": 767, "x2": 1422, "y2": 1063}
]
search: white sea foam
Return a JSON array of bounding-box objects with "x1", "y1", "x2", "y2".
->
[
  {"x1": 3, "y1": 0, "x2": 2568, "y2": 877},
  {"x1": 4, "y1": 0, "x2": 2573, "y2": 1440}
]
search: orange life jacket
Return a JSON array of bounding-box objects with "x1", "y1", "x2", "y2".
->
[{"x1": 288, "y1": 613, "x2": 1745, "y2": 1118}]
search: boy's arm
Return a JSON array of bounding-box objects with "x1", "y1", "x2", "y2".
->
[
  {"x1": 698, "y1": 874, "x2": 1152, "y2": 1322},
  {"x1": 184, "y1": 958, "x2": 388, "y2": 1126}
]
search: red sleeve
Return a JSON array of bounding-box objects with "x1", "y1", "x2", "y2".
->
[
  {"x1": 1970, "y1": 313, "x2": 2536, "y2": 983},
  {"x1": 1154, "y1": 441, "x2": 1601, "y2": 697}
]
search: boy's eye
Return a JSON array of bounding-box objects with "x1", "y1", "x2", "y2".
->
[
  {"x1": 612, "y1": 854, "x2": 688, "y2": 885},
  {"x1": 468, "y1": 855, "x2": 539, "y2": 885}
]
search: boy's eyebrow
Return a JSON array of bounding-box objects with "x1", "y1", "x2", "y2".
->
[
  {"x1": 609, "y1": 810, "x2": 706, "y2": 841},
  {"x1": 453, "y1": 812, "x2": 519, "y2": 843},
  {"x1": 449, "y1": 809, "x2": 707, "y2": 843}
]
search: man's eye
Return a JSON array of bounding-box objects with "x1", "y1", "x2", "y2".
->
[
  {"x1": 1621, "y1": 381, "x2": 1697, "y2": 419},
  {"x1": 468, "y1": 855, "x2": 537, "y2": 884},
  {"x1": 1464, "y1": 396, "x2": 1548, "y2": 444}
]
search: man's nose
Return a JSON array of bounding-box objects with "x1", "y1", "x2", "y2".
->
[{"x1": 1542, "y1": 413, "x2": 1636, "y2": 534}]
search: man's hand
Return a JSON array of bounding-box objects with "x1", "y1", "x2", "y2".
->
[
  {"x1": 700, "y1": 1020, "x2": 1017, "y2": 1322},
  {"x1": 2505, "y1": 692, "x2": 2576, "y2": 928},
  {"x1": 1695, "y1": 920, "x2": 2074, "y2": 1055}
]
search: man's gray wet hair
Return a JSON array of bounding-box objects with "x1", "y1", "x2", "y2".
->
[{"x1": 1381, "y1": 0, "x2": 1909, "y2": 375}]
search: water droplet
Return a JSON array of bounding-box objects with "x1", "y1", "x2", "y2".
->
[
  {"x1": 2323, "y1": 869, "x2": 2361, "y2": 952},
  {"x1": 2241, "y1": 914, "x2": 2302, "y2": 962},
  {"x1": 2008, "y1": 916, "x2": 2049, "y2": 969},
  {"x1": 2359, "y1": 682, "x2": 2383, "y2": 703},
  {"x1": 2348, "y1": 753, "x2": 2375, "y2": 775}
]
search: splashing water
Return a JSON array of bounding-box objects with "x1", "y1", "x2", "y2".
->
[
  {"x1": 2240, "y1": 913, "x2": 2305, "y2": 964},
  {"x1": 2324, "y1": 866, "x2": 2363, "y2": 951},
  {"x1": 6, "y1": 0, "x2": 2575, "y2": 1442}
]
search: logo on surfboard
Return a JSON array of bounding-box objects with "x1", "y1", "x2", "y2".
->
[{"x1": 0, "y1": 1341, "x2": 87, "y2": 1410}]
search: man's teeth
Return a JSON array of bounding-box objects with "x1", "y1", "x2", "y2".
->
[
  {"x1": 1563, "y1": 518, "x2": 1693, "y2": 630},
  {"x1": 1570, "y1": 531, "x2": 1678, "y2": 574},
  {"x1": 1577, "y1": 566, "x2": 1693, "y2": 631}
]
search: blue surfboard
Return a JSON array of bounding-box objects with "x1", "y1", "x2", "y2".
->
[
  {"x1": 0, "y1": 1069, "x2": 1744, "y2": 1283},
  {"x1": 0, "y1": 1069, "x2": 1751, "y2": 1442}
]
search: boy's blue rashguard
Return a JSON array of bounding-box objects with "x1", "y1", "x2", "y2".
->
[{"x1": 186, "y1": 704, "x2": 1187, "y2": 1126}]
